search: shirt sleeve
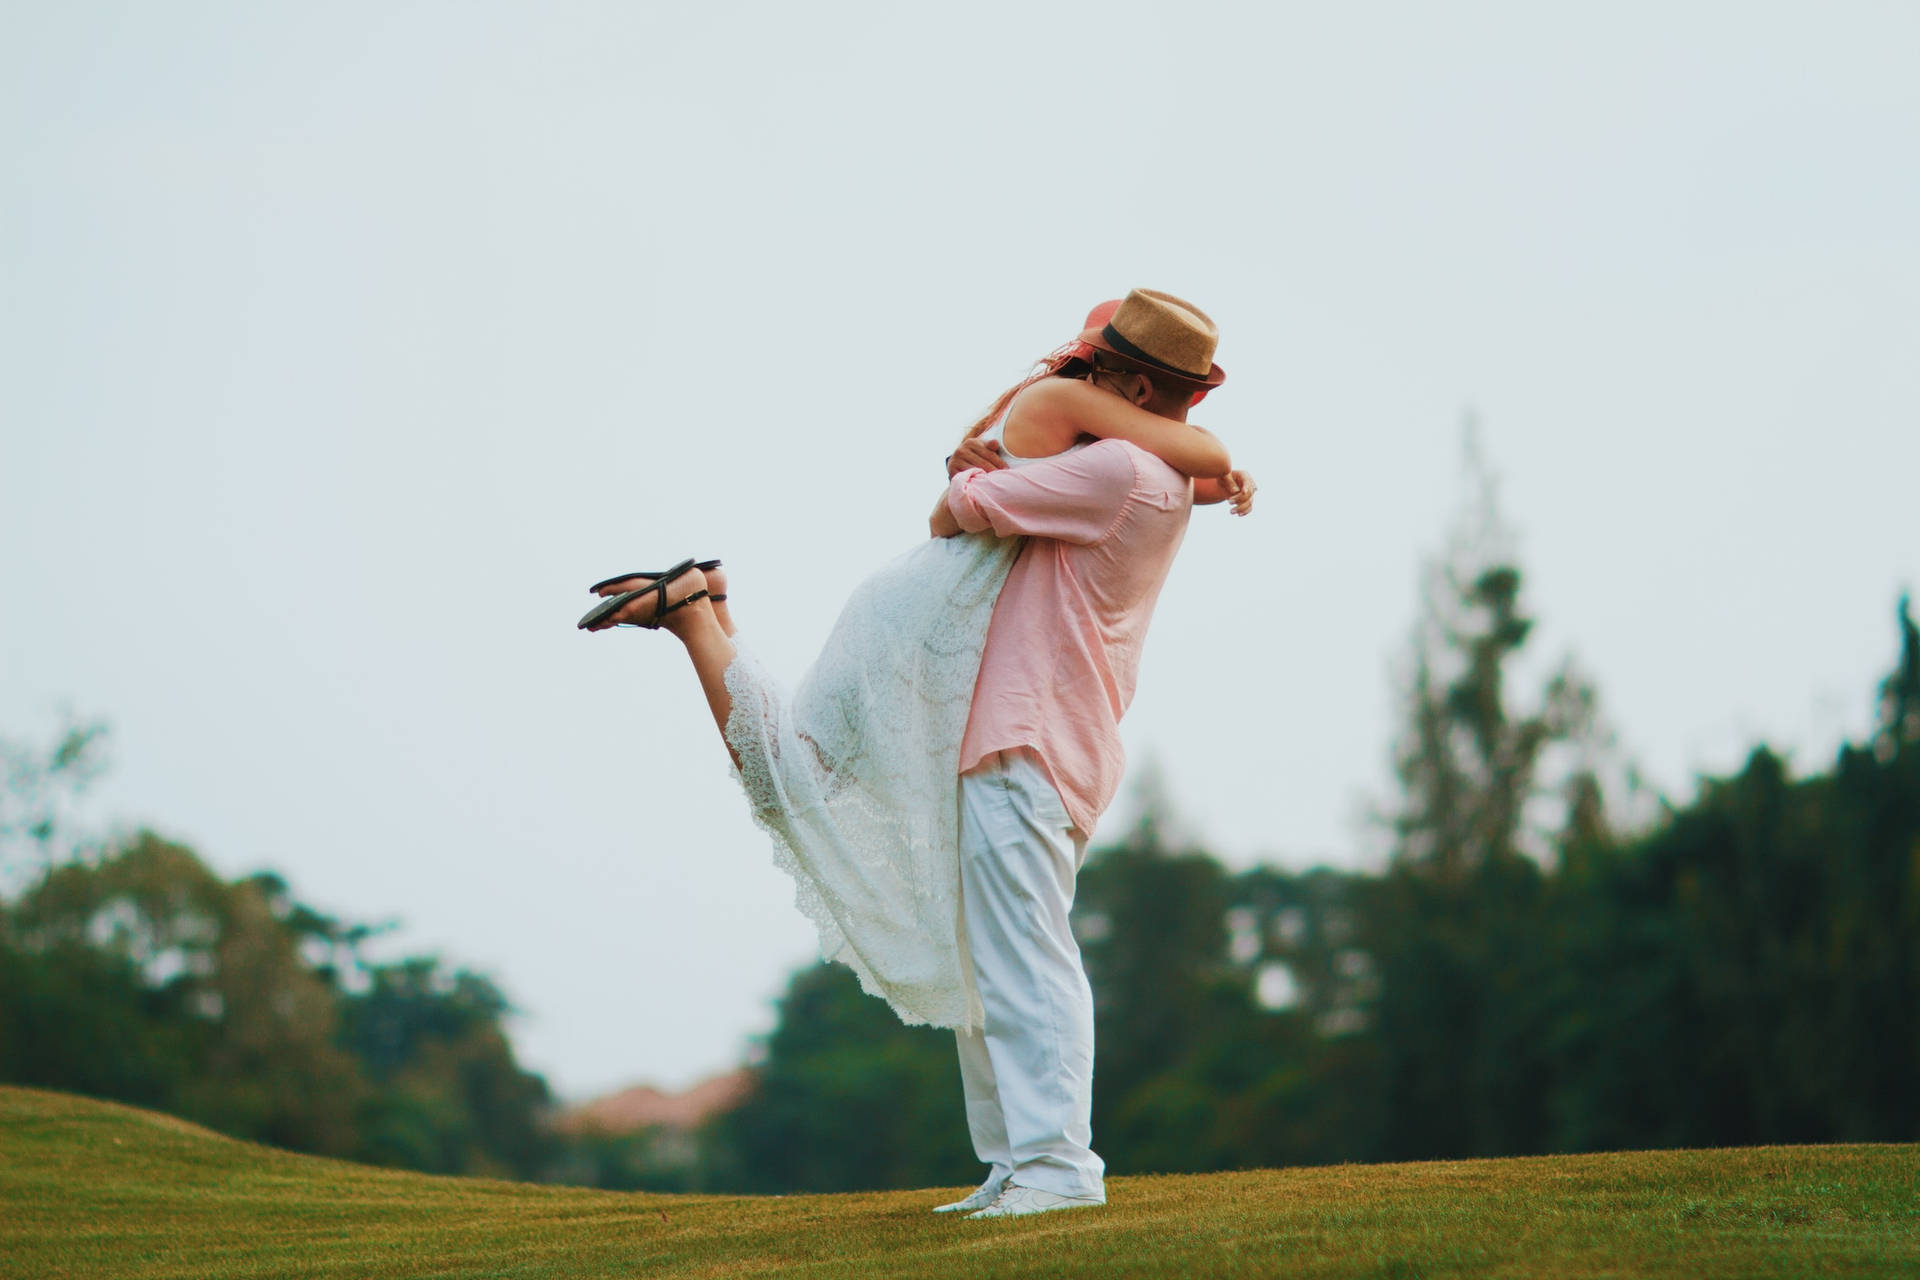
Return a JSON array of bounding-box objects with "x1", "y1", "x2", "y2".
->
[{"x1": 945, "y1": 441, "x2": 1138, "y2": 544}]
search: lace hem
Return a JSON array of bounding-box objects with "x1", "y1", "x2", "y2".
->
[{"x1": 718, "y1": 534, "x2": 1017, "y2": 1031}]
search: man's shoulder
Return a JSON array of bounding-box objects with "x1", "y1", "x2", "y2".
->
[
  {"x1": 1078, "y1": 437, "x2": 1158, "y2": 475},
  {"x1": 1086, "y1": 438, "x2": 1189, "y2": 493}
]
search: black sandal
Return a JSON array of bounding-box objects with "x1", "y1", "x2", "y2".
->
[{"x1": 576, "y1": 558, "x2": 711, "y2": 630}]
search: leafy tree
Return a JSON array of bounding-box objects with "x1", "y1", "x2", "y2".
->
[
  {"x1": 701, "y1": 962, "x2": 975, "y2": 1193},
  {"x1": 0, "y1": 922, "x2": 199, "y2": 1110},
  {"x1": 1547, "y1": 597, "x2": 1920, "y2": 1151},
  {"x1": 340, "y1": 959, "x2": 555, "y2": 1179},
  {"x1": 7, "y1": 833, "x2": 366, "y2": 1153},
  {"x1": 1073, "y1": 802, "x2": 1246, "y2": 1174},
  {"x1": 0, "y1": 819, "x2": 554, "y2": 1176},
  {"x1": 1219, "y1": 865, "x2": 1386, "y2": 1166},
  {"x1": 0, "y1": 715, "x2": 107, "y2": 876}
]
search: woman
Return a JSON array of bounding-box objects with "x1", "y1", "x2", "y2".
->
[{"x1": 578, "y1": 294, "x2": 1252, "y2": 1031}]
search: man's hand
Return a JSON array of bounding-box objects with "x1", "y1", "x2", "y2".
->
[
  {"x1": 930, "y1": 491, "x2": 963, "y2": 538},
  {"x1": 948, "y1": 437, "x2": 1006, "y2": 478}
]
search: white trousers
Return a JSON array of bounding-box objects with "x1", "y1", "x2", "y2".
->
[{"x1": 954, "y1": 749, "x2": 1106, "y2": 1202}]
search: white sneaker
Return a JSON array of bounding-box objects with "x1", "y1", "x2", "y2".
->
[
  {"x1": 932, "y1": 1178, "x2": 1007, "y2": 1213},
  {"x1": 966, "y1": 1183, "x2": 1106, "y2": 1219}
]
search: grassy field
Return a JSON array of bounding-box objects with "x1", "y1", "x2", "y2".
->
[{"x1": 2, "y1": 1086, "x2": 1915, "y2": 1279}]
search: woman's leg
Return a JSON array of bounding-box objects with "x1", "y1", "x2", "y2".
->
[
  {"x1": 586, "y1": 568, "x2": 738, "y2": 748},
  {"x1": 705, "y1": 563, "x2": 737, "y2": 638},
  {"x1": 665, "y1": 601, "x2": 738, "y2": 747}
]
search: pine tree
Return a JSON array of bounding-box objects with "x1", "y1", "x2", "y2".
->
[
  {"x1": 1387, "y1": 427, "x2": 1603, "y2": 878},
  {"x1": 1368, "y1": 425, "x2": 1607, "y2": 1158}
]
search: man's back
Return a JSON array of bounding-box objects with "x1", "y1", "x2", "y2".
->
[{"x1": 945, "y1": 437, "x2": 1194, "y2": 834}]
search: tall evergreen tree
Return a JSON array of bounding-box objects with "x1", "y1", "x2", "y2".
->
[
  {"x1": 1822, "y1": 594, "x2": 1920, "y2": 1138},
  {"x1": 1387, "y1": 430, "x2": 1602, "y2": 878},
  {"x1": 1368, "y1": 428, "x2": 1605, "y2": 1158}
]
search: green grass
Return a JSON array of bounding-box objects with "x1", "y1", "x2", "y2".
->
[{"x1": 2, "y1": 1086, "x2": 1915, "y2": 1279}]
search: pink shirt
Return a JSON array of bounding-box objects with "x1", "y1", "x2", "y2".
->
[{"x1": 945, "y1": 438, "x2": 1194, "y2": 834}]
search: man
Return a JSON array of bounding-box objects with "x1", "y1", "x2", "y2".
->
[{"x1": 925, "y1": 289, "x2": 1251, "y2": 1219}]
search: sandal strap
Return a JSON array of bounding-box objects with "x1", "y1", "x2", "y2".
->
[
  {"x1": 661, "y1": 588, "x2": 710, "y2": 619},
  {"x1": 623, "y1": 588, "x2": 709, "y2": 628},
  {"x1": 589, "y1": 558, "x2": 721, "y2": 595},
  {"x1": 608, "y1": 585, "x2": 711, "y2": 629},
  {"x1": 637, "y1": 558, "x2": 694, "y2": 625}
]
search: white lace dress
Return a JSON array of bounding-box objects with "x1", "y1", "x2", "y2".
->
[{"x1": 721, "y1": 432, "x2": 1074, "y2": 1031}]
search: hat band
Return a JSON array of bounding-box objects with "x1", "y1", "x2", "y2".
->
[{"x1": 1099, "y1": 323, "x2": 1208, "y2": 380}]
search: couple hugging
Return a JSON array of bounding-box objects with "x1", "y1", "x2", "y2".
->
[{"x1": 579, "y1": 289, "x2": 1255, "y2": 1218}]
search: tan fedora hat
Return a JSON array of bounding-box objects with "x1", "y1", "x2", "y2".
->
[{"x1": 1079, "y1": 288, "x2": 1226, "y2": 389}]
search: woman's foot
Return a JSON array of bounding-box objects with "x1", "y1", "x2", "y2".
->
[
  {"x1": 580, "y1": 561, "x2": 738, "y2": 750},
  {"x1": 581, "y1": 565, "x2": 712, "y2": 634}
]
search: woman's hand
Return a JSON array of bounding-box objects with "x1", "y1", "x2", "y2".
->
[
  {"x1": 1221, "y1": 469, "x2": 1255, "y2": 515},
  {"x1": 1194, "y1": 470, "x2": 1257, "y2": 515},
  {"x1": 948, "y1": 437, "x2": 1006, "y2": 477}
]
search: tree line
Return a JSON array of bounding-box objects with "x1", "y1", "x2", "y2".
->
[{"x1": 5, "y1": 451, "x2": 1915, "y2": 1191}]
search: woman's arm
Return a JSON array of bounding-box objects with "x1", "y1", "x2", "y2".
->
[
  {"x1": 1193, "y1": 470, "x2": 1257, "y2": 515},
  {"x1": 1009, "y1": 378, "x2": 1231, "y2": 478}
]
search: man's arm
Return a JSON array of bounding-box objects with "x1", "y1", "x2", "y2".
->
[
  {"x1": 930, "y1": 490, "x2": 964, "y2": 537},
  {"x1": 930, "y1": 437, "x2": 1008, "y2": 536},
  {"x1": 942, "y1": 441, "x2": 1137, "y2": 544}
]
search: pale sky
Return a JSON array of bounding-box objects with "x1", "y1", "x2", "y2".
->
[{"x1": 4, "y1": 2, "x2": 1916, "y2": 1099}]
